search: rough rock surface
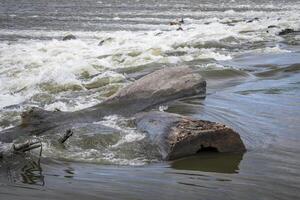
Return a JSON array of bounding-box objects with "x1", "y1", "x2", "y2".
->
[
  {"x1": 100, "y1": 66, "x2": 206, "y2": 114},
  {"x1": 135, "y1": 111, "x2": 246, "y2": 160},
  {"x1": 0, "y1": 67, "x2": 206, "y2": 143}
]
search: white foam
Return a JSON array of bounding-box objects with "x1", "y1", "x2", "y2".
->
[
  {"x1": 40, "y1": 137, "x2": 149, "y2": 166},
  {"x1": 255, "y1": 45, "x2": 291, "y2": 54},
  {"x1": 159, "y1": 105, "x2": 169, "y2": 112},
  {"x1": 94, "y1": 115, "x2": 145, "y2": 148},
  {"x1": 0, "y1": 13, "x2": 298, "y2": 106},
  {"x1": 1, "y1": 25, "x2": 241, "y2": 110},
  {"x1": 0, "y1": 94, "x2": 24, "y2": 109}
]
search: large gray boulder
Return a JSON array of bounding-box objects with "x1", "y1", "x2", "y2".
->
[
  {"x1": 135, "y1": 111, "x2": 246, "y2": 160},
  {"x1": 0, "y1": 66, "x2": 246, "y2": 161},
  {"x1": 0, "y1": 67, "x2": 206, "y2": 143},
  {"x1": 99, "y1": 66, "x2": 206, "y2": 114}
]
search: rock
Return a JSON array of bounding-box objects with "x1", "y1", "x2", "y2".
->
[
  {"x1": 278, "y1": 28, "x2": 295, "y2": 35},
  {"x1": 268, "y1": 25, "x2": 279, "y2": 29},
  {"x1": 246, "y1": 17, "x2": 259, "y2": 23},
  {"x1": 179, "y1": 18, "x2": 184, "y2": 24},
  {"x1": 0, "y1": 65, "x2": 245, "y2": 162},
  {"x1": 101, "y1": 66, "x2": 206, "y2": 114},
  {"x1": 83, "y1": 75, "x2": 124, "y2": 90},
  {"x1": 169, "y1": 18, "x2": 184, "y2": 26},
  {"x1": 0, "y1": 67, "x2": 206, "y2": 142},
  {"x1": 154, "y1": 32, "x2": 163, "y2": 36},
  {"x1": 169, "y1": 21, "x2": 180, "y2": 26},
  {"x1": 135, "y1": 111, "x2": 246, "y2": 160},
  {"x1": 62, "y1": 34, "x2": 76, "y2": 41}
]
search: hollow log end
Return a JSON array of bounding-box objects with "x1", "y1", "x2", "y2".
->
[{"x1": 166, "y1": 119, "x2": 246, "y2": 160}]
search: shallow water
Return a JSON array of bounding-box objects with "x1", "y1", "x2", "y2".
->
[{"x1": 0, "y1": 0, "x2": 300, "y2": 199}]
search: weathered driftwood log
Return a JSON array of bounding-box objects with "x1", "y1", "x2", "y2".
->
[
  {"x1": 0, "y1": 140, "x2": 42, "y2": 159},
  {"x1": 0, "y1": 129, "x2": 75, "y2": 158},
  {"x1": 13, "y1": 140, "x2": 41, "y2": 153},
  {"x1": 0, "y1": 66, "x2": 206, "y2": 143},
  {"x1": 135, "y1": 111, "x2": 246, "y2": 160}
]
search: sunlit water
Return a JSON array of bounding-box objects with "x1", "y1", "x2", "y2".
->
[{"x1": 0, "y1": 0, "x2": 300, "y2": 199}]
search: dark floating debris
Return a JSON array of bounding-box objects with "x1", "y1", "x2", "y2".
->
[
  {"x1": 179, "y1": 17, "x2": 184, "y2": 24},
  {"x1": 169, "y1": 18, "x2": 185, "y2": 31},
  {"x1": 54, "y1": 108, "x2": 61, "y2": 112},
  {"x1": 98, "y1": 37, "x2": 113, "y2": 46},
  {"x1": 170, "y1": 21, "x2": 180, "y2": 26},
  {"x1": 154, "y1": 32, "x2": 163, "y2": 36},
  {"x1": 268, "y1": 25, "x2": 279, "y2": 29},
  {"x1": 169, "y1": 18, "x2": 184, "y2": 26},
  {"x1": 98, "y1": 40, "x2": 105, "y2": 46},
  {"x1": 58, "y1": 129, "x2": 73, "y2": 144},
  {"x1": 278, "y1": 28, "x2": 296, "y2": 35},
  {"x1": 246, "y1": 17, "x2": 259, "y2": 23},
  {"x1": 62, "y1": 34, "x2": 76, "y2": 41}
]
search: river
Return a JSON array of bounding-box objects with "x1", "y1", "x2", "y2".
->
[{"x1": 0, "y1": 0, "x2": 300, "y2": 199}]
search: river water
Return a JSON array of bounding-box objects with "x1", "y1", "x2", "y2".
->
[{"x1": 0, "y1": 0, "x2": 300, "y2": 199}]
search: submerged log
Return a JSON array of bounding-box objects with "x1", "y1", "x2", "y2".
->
[
  {"x1": 0, "y1": 66, "x2": 246, "y2": 161},
  {"x1": 135, "y1": 111, "x2": 246, "y2": 160},
  {"x1": 0, "y1": 66, "x2": 206, "y2": 143}
]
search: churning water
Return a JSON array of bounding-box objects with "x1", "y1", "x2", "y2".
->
[{"x1": 0, "y1": 0, "x2": 300, "y2": 199}]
